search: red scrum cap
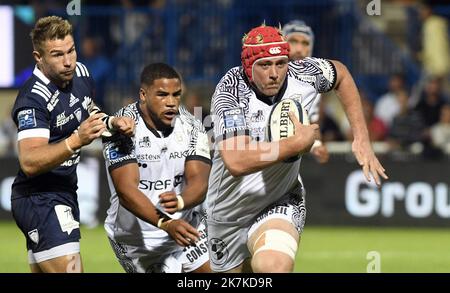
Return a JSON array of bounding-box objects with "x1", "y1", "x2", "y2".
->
[{"x1": 241, "y1": 25, "x2": 290, "y2": 81}]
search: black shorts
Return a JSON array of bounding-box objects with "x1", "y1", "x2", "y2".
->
[{"x1": 11, "y1": 192, "x2": 81, "y2": 264}]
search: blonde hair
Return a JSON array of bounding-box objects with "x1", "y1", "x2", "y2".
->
[{"x1": 30, "y1": 16, "x2": 73, "y2": 53}]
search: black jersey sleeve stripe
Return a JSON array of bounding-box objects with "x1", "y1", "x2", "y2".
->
[
  {"x1": 214, "y1": 129, "x2": 251, "y2": 143},
  {"x1": 107, "y1": 159, "x2": 138, "y2": 173},
  {"x1": 186, "y1": 155, "x2": 212, "y2": 166}
]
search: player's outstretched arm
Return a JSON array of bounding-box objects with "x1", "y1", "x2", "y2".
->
[
  {"x1": 219, "y1": 115, "x2": 318, "y2": 177},
  {"x1": 110, "y1": 163, "x2": 199, "y2": 246},
  {"x1": 330, "y1": 60, "x2": 388, "y2": 185},
  {"x1": 18, "y1": 113, "x2": 106, "y2": 177},
  {"x1": 159, "y1": 160, "x2": 211, "y2": 214}
]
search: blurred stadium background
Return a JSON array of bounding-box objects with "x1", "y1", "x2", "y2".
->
[{"x1": 0, "y1": 0, "x2": 450, "y2": 273}]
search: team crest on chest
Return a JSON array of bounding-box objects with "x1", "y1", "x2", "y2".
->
[
  {"x1": 139, "y1": 136, "x2": 151, "y2": 148},
  {"x1": 175, "y1": 132, "x2": 183, "y2": 143}
]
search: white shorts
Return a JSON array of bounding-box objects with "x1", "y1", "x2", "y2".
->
[
  {"x1": 207, "y1": 189, "x2": 306, "y2": 272},
  {"x1": 248, "y1": 192, "x2": 306, "y2": 237},
  {"x1": 108, "y1": 216, "x2": 208, "y2": 273}
]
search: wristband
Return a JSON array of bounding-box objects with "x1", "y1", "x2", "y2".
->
[
  {"x1": 311, "y1": 140, "x2": 323, "y2": 150},
  {"x1": 176, "y1": 195, "x2": 184, "y2": 211},
  {"x1": 157, "y1": 218, "x2": 173, "y2": 231},
  {"x1": 65, "y1": 138, "x2": 74, "y2": 154}
]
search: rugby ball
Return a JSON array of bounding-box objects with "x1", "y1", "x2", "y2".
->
[{"x1": 266, "y1": 98, "x2": 309, "y2": 162}]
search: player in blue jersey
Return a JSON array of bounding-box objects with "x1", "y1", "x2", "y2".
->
[{"x1": 10, "y1": 16, "x2": 135, "y2": 273}]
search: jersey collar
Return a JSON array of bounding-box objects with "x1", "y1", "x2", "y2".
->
[
  {"x1": 33, "y1": 66, "x2": 51, "y2": 85},
  {"x1": 33, "y1": 65, "x2": 69, "y2": 92}
]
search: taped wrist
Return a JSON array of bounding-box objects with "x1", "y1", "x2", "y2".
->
[
  {"x1": 65, "y1": 138, "x2": 74, "y2": 154},
  {"x1": 157, "y1": 218, "x2": 174, "y2": 231},
  {"x1": 311, "y1": 139, "x2": 323, "y2": 150},
  {"x1": 176, "y1": 195, "x2": 184, "y2": 211}
]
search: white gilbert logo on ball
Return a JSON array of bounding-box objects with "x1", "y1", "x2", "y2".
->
[{"x1": 266, "y1": 98, "x2": 309, "y2": 162}]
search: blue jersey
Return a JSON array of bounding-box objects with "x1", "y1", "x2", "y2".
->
[{"x1": 11, "y1": 63, "x2": 95, "y2": 198}]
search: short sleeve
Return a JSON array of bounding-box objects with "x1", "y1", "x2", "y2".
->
[
  {"x1": 103, "y1": 133, "x2": 137, "y2": 172},
  {"x1": 12, "y1": 96, "x2": 50, "y2": 141},
  {"x1": 186, "y1": 124, "x2": 212, "y2": 165},
  {"x1": 211, "y1": 69, "x2": 250, "y2": 142},
  {"x1": 289, "y1": 57, "x2": 337, "y2": 93}
]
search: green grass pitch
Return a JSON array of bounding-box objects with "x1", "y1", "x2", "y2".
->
[{"x1": 2, "y1": 221, "x2": 450, "y2": 273}]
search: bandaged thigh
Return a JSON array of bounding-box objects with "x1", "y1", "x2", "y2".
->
[{"x1": 253, "y1": 229, "x2": 298, "y2": 260}]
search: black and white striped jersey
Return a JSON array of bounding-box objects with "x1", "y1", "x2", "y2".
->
[
  {"x1": 207, "y1": 57, "x2": 336, "y2": 223},
  {"x1": 103, "y1": 102, "x2": 211, "y2": 243}
]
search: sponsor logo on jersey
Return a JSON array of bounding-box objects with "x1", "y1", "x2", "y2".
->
[
  {"x1": 107, "y1": 145, "x2": 126, "y2": 161},
  {"x1": 255, "y1": 203, "x2": 289, "y2": 223},
  {"x1": 136, "y1": 151, "x2": 189, "y2": 161},
  {"x1": 69, "y1": 94, "x2": 79, "y2": 107},
  {"x1": 138, "y1": 175, "x2": 183, "y2": 191},
  {"x1": 81, "y1": 96, "x2": 92, "y2": 110},
  {"x1": 250, "y1": 110, "x2": 265, "y2": 123},
  {"x1": 169, "y1": 150, "x2": 190, "y2": 160},
  {"x1": 136, "y1": 153, "x2": 160, "y2": 162},
  {"x1": 298, "y1": 74, "x2": 316, "y2": 84},
  {"x1": 47, "y1": 90, "x2": 60, "y2": 112},
  {"x1": 17, "y1": 109, "x2": 37, "y2": 130},
  {"x1": 250, "y1": 126, "x2": 266, "y2": 141},
  {"x1": 56, "y1": 111, "x2": 75, "y2": 128},
  {"x1": 223, "y1": 107, "x2": 246, "y2": 129},
  {"x1": 138, "y1": 136, "x2": 151, "y2": 148},
  {"x1": 60, "y1": 154, "x2": 80, "y2": 167}
]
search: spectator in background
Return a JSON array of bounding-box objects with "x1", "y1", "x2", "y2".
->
[
  {"x1": 183, "y1": 84, "x2": 211, "y2": 123},
  {"x1": 374, "y1": 73, "x2": 407, "y2": 128},
  {"x1": 388, "y1": 90, "x2": 426, "y2": 151},
  {"x1": 0, "y1": 104, "x2": 18, "y2": 157},
  {"x1": 430, "y1": 103, "x2": 450, "y2": 153},
  {"x1": 418, "y1": 1, "x2": 450, "y2": 79},
  {"x1": 415, "y1": 76, "x2": 448, "y2": 127},
  {"x1": 80, "y1": 36, "x2": 112, "y2": 109},
  {"x1": 317, "y1": 97, "x2": 345, "y2": 142},
  {"x1": 361, "y1": 94, "x2": 387, "y2": 142}
]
